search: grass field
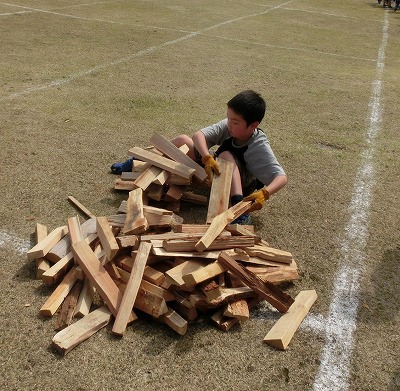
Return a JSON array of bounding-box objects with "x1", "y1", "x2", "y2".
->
[{"x1": 1, "y1": 1, "x2": 399, "y2": 390}]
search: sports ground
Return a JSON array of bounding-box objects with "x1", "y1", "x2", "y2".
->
[{"x1": 0, "y1": 1, "x2": 399, "y2": 390}]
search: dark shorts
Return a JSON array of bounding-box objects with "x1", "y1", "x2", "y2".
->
[{"x1": 194, "y1": 147, "x2": 263, "y2": 196}]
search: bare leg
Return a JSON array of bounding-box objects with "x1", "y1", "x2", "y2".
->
[{"x1": 170, "y1": 135, "x2": 196, "y2": 160}]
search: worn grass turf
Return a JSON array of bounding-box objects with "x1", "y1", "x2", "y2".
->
[{"x1": 0, "y1": 1, "x2": 399, "y2": 390}]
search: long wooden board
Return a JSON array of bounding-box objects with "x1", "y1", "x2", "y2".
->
[
  {"x1": 150, "y1": 133, "x2": 207, "y2": 182},
  {"x1": 128, "y1": 146, "x2": 195, "y2": 179},
  {"x1": 112, "y1": 242, "x2": 152, "y2": 336},
  {"x1": 71, "y1": 240, "x2": 136, "y2": 321},
  {"x1": 206, "y1": 158, "x2": 234, "y2": 223}
]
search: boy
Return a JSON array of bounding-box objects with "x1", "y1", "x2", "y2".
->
[{"x1": 111, "y1": 90, "x2": 287, "y2": 224}]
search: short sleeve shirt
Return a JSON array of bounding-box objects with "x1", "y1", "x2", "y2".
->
[{"x1": 200, "y1": 118, "x2": 286, "y2": 186}]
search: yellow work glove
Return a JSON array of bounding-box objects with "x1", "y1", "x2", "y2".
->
[
  {"x1": 202, "y1": 154, "x2": 221, "y2": 184},
  {"x1": 243, "y1": 188, "x2": 270, "y2": 212}
]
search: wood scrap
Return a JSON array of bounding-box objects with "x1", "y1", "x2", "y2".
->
[
  {"x1": 263, "y1": 290, "x2": 317, "y2": 350},
  {"x1": 29, "y1": 134, "x2": 313, "y2": 356}
]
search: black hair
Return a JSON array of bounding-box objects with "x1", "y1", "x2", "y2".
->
[{"x1": 227, "y1": 90, "x2": 266, "y2": 125}]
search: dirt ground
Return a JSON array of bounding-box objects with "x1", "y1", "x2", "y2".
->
[{"x1": 0, "y1": 1, "x2": 399, "y2": 390}]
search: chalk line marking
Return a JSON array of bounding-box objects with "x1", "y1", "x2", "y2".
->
[
  {"x1": 1, "y1": 0, "x2": 295, "y2": 101},
  {"x1": 312, "y1": 11, "x2": 388, "y2": 391},
  {"x1": 0, "y1": 230, "x2": 31, "y2": 255},
  {"x1": 204, "y1": 34, "x2": 376, "y2": 63}
]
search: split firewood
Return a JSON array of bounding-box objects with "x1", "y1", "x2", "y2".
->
[
  {"x1": 54, "y1": 279, "x2": 83, "y2": 331},
  {"x1": 52, "y1": 306, "x2": 112, "y2": 355},
  {"x1": 71, "y1": 240, "x2": 136, "y2": 322},
  {"x1": 97, "y1": 216, "x2": 119, "y2": 261},
  {"x1": 34, "y1": 223, "x2": 50, "y2": 279},
  {"x1": 264, "y1": 290, "x2": 317, "y2": 350},
  {"x1": 123, "y1": 188, "x2": 148, "y2": 235},
  {"x1": 40, "y1": 266, "x2": 79, "y2": 316},
  {"x1": 217, "y1": 251, "x2": 294, "y2": 313},
  {"x1": 27, "y1": 225, "x2": 68, "y2": 261}
]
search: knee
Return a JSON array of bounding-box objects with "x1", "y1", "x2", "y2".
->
[
  {"x1": 218, "y1": 151, "x2": 236, "y2": 163},
  {"x1": 171, "y1": 134, "x2": 192, "y2": 148}
]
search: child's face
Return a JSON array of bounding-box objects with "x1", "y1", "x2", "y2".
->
[{"x1": 226, "y1": 108, "x2": 259, "y2": 143}]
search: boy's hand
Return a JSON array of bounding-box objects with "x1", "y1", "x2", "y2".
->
[
  {"x1": 243, "y1": 188, "x2": 270, "y2": 212},
  {"x1": 202, "y1": 155, "x2": 221, "y2": 183}
]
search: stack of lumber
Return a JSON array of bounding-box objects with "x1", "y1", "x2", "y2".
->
[
  {"x1": 28, "y1": 134, "x2": 317, "y2": 355},
  {"x1": 112, "y1": 133, "x2": 211, "y2": 211}
]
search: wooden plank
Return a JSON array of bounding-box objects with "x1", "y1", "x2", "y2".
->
[
  {"x1": 112, "y1": 242, "x2": 152, "y2": 336},
  {"x1": 150, "y1": 133, "x2": 207, "y2": 182},
  {"x1": 181, "y1": 191, "x2": 208, "y2": 205},
  {"x1": 74, "y1": 278, "x2": 95, "y2": 318},
  {"x1": 120, "y1": 171, "x2": 141, "y2": 181},
  {"x1": 71, "y1": 240, "x2": 136, "y2": 321},
  {"x1": 52, "y1": 306, "x2": 112, "y2": 355},
  {"x1": 166, "y1": 174, "x2": 191, "y2": 186},
  {"x1": 118, "y1": 256, "x2": 165, "y2": 285},
  {"x1": 34, "y1": 223, "x2": 50, "y2": 278},
  {"x1": 42, "y1": 252, "x2": 74, "y2": 286},
  {"x1": 128, "y1": 146, "x2": 196, "y2": 179},
  {"x1": 165, "y1": 259, "x2": 208, "y2": 287},
  {"x1": 41, "y1": 233, "x2": 97, "y2": 286},
  {"x1": 243, "y1": 245, "x2": 293, "y2": 265},
  {"x1": 116, "y1": 235, "x2": 139, "y2": 249},
  {"x1": 164, "y1": 236, "x2": 255, "y2": 253},
  {"x1": 164, "y1": 185, "x2": 184, "y2": 201},
  {"x1": 27, "y1": 226, "x2": 68, "y2": 261},
  {"x1": 210, "y1": 297, "x2": 261, "y2": 331},
  {"x1": 217, "y1": 251, "x2": 294, "y2": 313},
  {"x1": 223, "y1": 299, "x2": 249, "y2": 321},
  {"x1": 159, "y1": 307, "x2": 188, "y2": 335},
  {"x1": 147, "y1": 183, "x2": 164, "y2": 201},
  {"x1": 206, "y1": 158, "x2": 234, "y2": 223},
  {"x1": 123, "y1": 188, "x2": 148, "y2": 235},
  {"x1": 182, "y1": 261, "x2": 226, "y2": 287},
  {"x1": 195, "y1": 201, "x2": 252, "y2": 253},
  {"x1": 97, "y1": 216, "x2": 119, "y2": 261},
  {"x1": 152, "y1": 247, "x2": 221, "y2": 259},
  {"x1": 46, "y1": 218, "x2": 97, "y2": 263},
  {"x1": 54, "y1": 279, "x2": 83, "y2": 331},
  {"x1": 115, "y1": 278, "x2": 169, "y2": 318},
  {"x1": 40, "y1": 267, "x2": 79, "y2": 316},
  {"x1": 152, "y1": 169, "x2": 170, "y2": 186},
  {"x1": 67, "y1": 196, "x2": 96, "y2": 219},
  {"x1": 132, "y1": 160, "x2": 150, "y2": 171},
  {"x1": 67, "y1": 215, "x2": 84, "y2": 244},
  {"x1": 114, "y1": 179, "x2": 136, "y2": 191},
  {"x1": 133, "y1": 165, "x2": 163, "y2": 191},
  {"x1": 264, "y1": 290, "x2": 318, "y2": 350}
]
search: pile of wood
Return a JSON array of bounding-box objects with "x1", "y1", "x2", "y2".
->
[{"x1": 28, "y1": 134, "x2": 317, "y2": 356}]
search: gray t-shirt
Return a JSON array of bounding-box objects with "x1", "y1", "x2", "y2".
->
[{"x1": 200, "y1": 118, "x2": 286, "y2": 186}]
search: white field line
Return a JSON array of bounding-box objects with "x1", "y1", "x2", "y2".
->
[
  {"x1": 204, "y1": 34, "x2": 376, "y2": 63},
  {"x1": 0, "y1": 230, "x2": 31, "y2": 255},
  {"x1": 0, "y1": 0, "x2": 295, "y2": 101},
  {"x1": 283, "y1": 6, "x2": 383, "y2": 23},
  {"x1": 312, "y1": 12, "x2": 388, "y2": 391}
]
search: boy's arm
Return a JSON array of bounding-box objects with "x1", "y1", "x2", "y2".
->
[
  {"x1": 192, "y1": 130, "x2": 221, "y2": 183},
  {"x1": 264, "y1": 174, "x2": 287, "y2": 197},
  {"x1": 192, "y1": 130, "x2": 212, "y2": 158}
]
